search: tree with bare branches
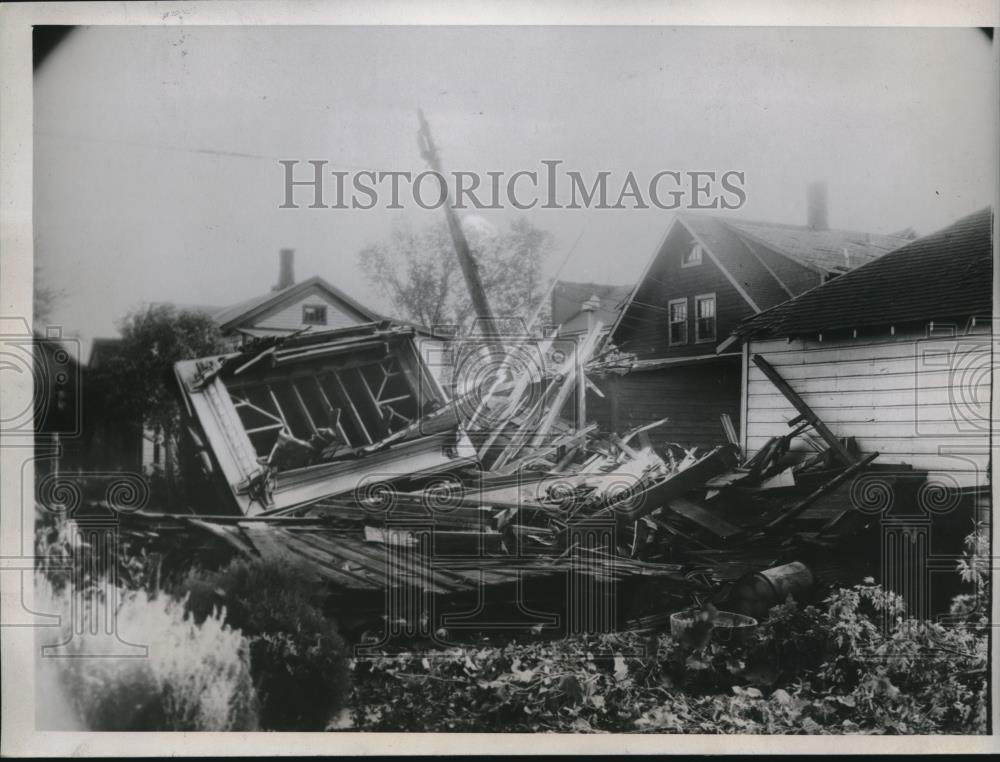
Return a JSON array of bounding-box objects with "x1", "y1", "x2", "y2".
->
[{"x1": 358, "y1": 216, "x2": 553, "y2": 333}]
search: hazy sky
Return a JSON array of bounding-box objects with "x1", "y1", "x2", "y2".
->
[{"x1": 34, "y1": 26, "x2": 996, "y2": 355}]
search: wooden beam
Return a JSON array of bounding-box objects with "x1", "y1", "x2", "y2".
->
[
  {"x1": 527, "y1": 321, "x2": 604, "y2": 449},
  {"x1": 751, "y1": 353, "x2": 856, "y2": 465},
  {"x1": 311, "y1": 376, "x2": 350, "y2": 443},
  {"x1": 331, "y1": 371, "x2": 373, "y2": 444},
  {"x1": 356, "y1": 367, "x2": 385, "y2": 421},
  {"x1": 605, "y1": 445, "x2": 739, "y2": 522},
  {"x1": 662, "y1": 497, "x2": 744, "y2": 541},
  {"x1": 290, "y1": 381, "x2": 319, "y2": 434},
  {"x1": 762, "y1": 451, "x2": 879, "y2": 532}
]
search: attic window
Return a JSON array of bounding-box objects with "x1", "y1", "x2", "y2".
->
[
  {"x1": 682, "y1": 243, "x2": 703, "y2": 268},
  {"x1": 302, "y1": 305, "x2": 328, "y2": 325}
]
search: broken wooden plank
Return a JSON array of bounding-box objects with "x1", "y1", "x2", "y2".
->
[
  {"x1": 331, "y1": 371, "x2": 374, "y2": 444},
  {"x1": 184, "y1": 517, "x2": 258, "y2": 556},
  {"x1": 751, "y1": 354, "x2": 856, "y2": 466},
  {"x1": 290, "y1": 381, "x2": 319, "y2": 434},
  {"x1": 720, "y1": 413, "x2": 739, "y2": 449},
  {"x1": 758, "y1": 467, "x2": 796, "y2": 490},
  {"x1": 601, "y1": 445, "x2": 739, "y2": 522},
  {"x1": 662, "y1": 497, "x2": 744, "y2": 541},
  {"x1": 494, "y1": 423, "x2": 598, "y2": 476},
  {"x1": 527, "y1": 321, "x2": 604, "y2": 449},
  {"x1": 704, "y1": 469, "x2": 753, "y2": 489},
  {"x1": 761, "y1": 451, "x2": 879, "y2": 532}
]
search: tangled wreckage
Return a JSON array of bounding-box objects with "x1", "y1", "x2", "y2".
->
[
  {"x1": 109, "y1": 314, "x2": 973, "y2": 640},
  {"x1": 111, "y1": 130, "x2": 991, "y2": 643}
]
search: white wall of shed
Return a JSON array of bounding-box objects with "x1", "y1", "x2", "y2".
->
[{"x1": 745, "y1": 328, "x2": 992, "y2": 488}]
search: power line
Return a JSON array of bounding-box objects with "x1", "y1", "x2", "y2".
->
[{"x1": 35, "y1": 129, "x2": 409, "y2": 174}]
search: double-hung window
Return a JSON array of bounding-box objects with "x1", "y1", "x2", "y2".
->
[
  {"x1": 695, "y1": 293, "x2": 716, "y2": 343},
  {"x1": 668, "y1": 298, "x2": 688, "y2": 345}
]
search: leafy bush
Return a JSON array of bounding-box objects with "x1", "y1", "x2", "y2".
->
[
  {"x1": 35, "y1": 574, "x2": 259, "y2": 730},
  {"x1": 351, "y1": 576, "x2": 988, "y2": 734},
  {"x1": 181, "y1": 558, "x2": 351, "y2": 730}
]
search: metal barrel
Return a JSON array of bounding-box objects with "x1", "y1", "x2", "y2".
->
[{"x1": 729, "y1": 561, "x2": 814, "y2": 621}]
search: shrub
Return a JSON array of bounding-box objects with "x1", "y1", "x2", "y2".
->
[
  {"x1": 181, "y1": 558, "x2": 351, "y2": 730},
  {"x1": 34, "y1": 574, "x2": 259, "y2": 730},
  {"x1": 351, "y1": 578, "x2": 989, "y2": 734}
]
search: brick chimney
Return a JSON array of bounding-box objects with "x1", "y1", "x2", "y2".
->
[
  {"x1": 274, "y1": 248, "x2": 295, "y2": 291},
  {"x1": 807, "y1": 182, "x2": 828, "y2": 231}
]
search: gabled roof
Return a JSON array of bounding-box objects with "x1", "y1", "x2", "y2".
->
[
  {"x1": 213, "y1": 275, "x2": 379, "y2": 332},
  {"x1": 725, "y1": 218, "x2": 910, "y2": 274},
  {"x1": 678, "y1": 215, "x2": 791, "y2": 311},
  {"x1": 605, "y1": 212, "x2": 916, "y2": 350},
  {"x1": 732, "y1": 207, "x2": 993, "y2": 339}
]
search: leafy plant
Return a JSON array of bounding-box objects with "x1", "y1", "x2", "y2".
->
[
  {"x1": 181, "y1": 558, "x2": 351, "y2": 730},
  {"x1": 35, "y1": 574, "x2": 258, "y2": 731},
  {"x1": 350, "y1": 568, "x2": 989, "y2": 734}
]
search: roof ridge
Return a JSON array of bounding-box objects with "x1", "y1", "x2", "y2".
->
[
  {"x1": 215, "y1": 274, "x2": 378, "y2": 330},
  {"x1": 723, "y1": 217, "x2": 910, "y2": 240},
  {"x1": 732, "y1": 206, "x2": 993, "y2": 339}
]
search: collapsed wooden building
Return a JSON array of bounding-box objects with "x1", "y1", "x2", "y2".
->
[{"x1": 97, "y1": 113, "x2": 994, "y2": 641}]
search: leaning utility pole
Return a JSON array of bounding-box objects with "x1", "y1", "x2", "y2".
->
[{"x1": 416, "y1": 109, "x2": 496, "y2": 333}]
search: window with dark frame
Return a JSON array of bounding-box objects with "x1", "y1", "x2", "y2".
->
[
  {"x1": 682, "y1": 243, "x2": 703, "y2": 267},
  {"x1": 302, "y1": 305, "x2": 328, "y2": 325},
  {"x1": 668, "y1": 298, "x2": 688, "y2": 345},
  {"x1": 695, "y1": 294, "x2": 716, "y2": 342}
]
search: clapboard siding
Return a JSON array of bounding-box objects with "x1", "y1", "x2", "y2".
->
[
  {"x1": 747, "y1": 370, "x2": 968, "y2": 395},
  {"x1": 589, "y1": 357, "x2": 741, "y2": 451},
  {"x1": 612, "y1": 223, "x2": 759, "y2": 360},
  {"x1": 252, "y1": 285, "x2": 364, "y2": 332},
  {"x1": 745, "y1": 335, "x2": 991, "y2": 486}
]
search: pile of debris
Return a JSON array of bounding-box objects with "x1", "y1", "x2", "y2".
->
[{"x1": 107, "y1": 321, "x2": 919, "y2": 637}]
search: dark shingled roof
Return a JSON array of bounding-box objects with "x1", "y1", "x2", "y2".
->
[
  {"x1": 733, "y1": 207, "x2": 993, "y2": 339},
  {"x1": 680, "y1": 215, "x2": 793, "y2": 310},
  {"x1": 725, "y1": 218, "x2": 908, "y2": 273}
]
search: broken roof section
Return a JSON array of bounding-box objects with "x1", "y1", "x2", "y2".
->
[
  {"x1": 175, "y1": 321, "x2": 476, "y2": 516},
  {"x1": 731, "y1": 207, "x2": 994, "y2": 340}
]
